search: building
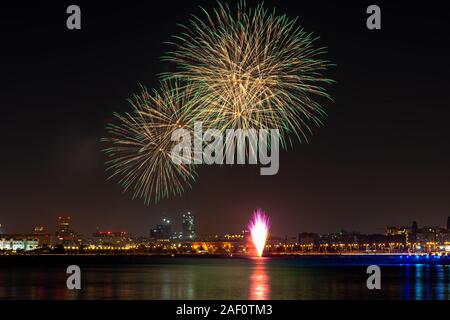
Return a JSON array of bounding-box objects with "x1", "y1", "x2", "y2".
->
[
  {"x1": 415, "y1": 227, "x2": 439, "y2": 252},
  {"x1": 182, "y1": 212, "x2": 196, "y2": 240},
  {"x1": 0, "y1": 235, "x2": 39, "y2": 251},
  {"x1": 150, "y1": 217, "x2": 172, "y2": 240},
  {"x1": 55, "y1": 216, "x2": 80, "y2": 246},
  {"x1": 386, "y1": 226, "x2": 409, "y2": 244},
  {"x1": 447, "y1": 216, "x2": 450, "y2": 231},
  {"x1": 91, "y1": 231, "x2": 132, "y2": 248},
  {"x1": 298, "y1": 233, "x2": 319, "y2": 245},
  {"x1": 319, "y1": 230, "x2": 360, "y2": 246},
  {"x1": 56, "y1": 216, "x2": 71, "y2": 239},
  {"x1": 31, "y1": 226, "x2": 51, "y2": 247},
  {"x1": 436, "y1": 228, "x2": 450, "y2": 247},
  {"x1": 385, "y1": 226, "x2": 409, "y2": 236}
]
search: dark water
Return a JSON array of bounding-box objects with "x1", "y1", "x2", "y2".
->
[{"x1": 0, "y1": 257, "x2": 449, "y2": 300}]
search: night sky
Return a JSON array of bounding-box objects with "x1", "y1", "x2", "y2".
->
[{"x1": 1, "y1": 1, "x2": 450, "y2": 237}]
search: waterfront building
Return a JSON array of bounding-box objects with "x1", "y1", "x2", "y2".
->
[
  {"x1": 416, "y1": 227, "x2": 437, "y2": 243},
  {"x1": 385, "y1": 226, "x2": 409, "y2": 246},
  {"x1": 385, "y1": 226, "x2": 409, "y2": 236},
  {"x1": 319, "y1": 231, "x2": 360, "y2": 246},
  {"x1": 415, "y1": 227, "x2": 441, "y2": 252},
  {"x1": 91, "y1": 231, "x2": 132, "y2": 248},
  {"x1": 298, "y1": 233, "x2": 319, "y2": 245},
  {"x1": 31, "y1": 226, "x2": 51, "y2": 247},
  {"x1": 0, "y1": 235, "x2": 39, "y2": 251},
  {"x1": 436, "y1": 229, "x2": 450, "y2": 247}
]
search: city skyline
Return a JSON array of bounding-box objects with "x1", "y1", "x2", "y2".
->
[
  {"x1": 1, "y1": 213, "x2": 449, "y2": 240},
  {"x1": 1, "y1": 212, "x2": 449, "y2": 256}
]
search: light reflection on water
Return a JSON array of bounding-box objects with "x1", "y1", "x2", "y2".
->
[
  {"x1": 415, "y1": 265, "x2": 423, "y2": 300},
  {"x1": 0, "y1": 259, "x2": 449, "y2": 300},
  {"x1": 249, "y1": 257, "x2": 270, "y2": 300},
  {"x1": 400, "y1": 264, "x2": 450, "y2": 301}
]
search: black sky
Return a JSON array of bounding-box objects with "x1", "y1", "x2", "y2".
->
[{"x1": 1, "y1": 0, "x2": 450, "y2": 237}]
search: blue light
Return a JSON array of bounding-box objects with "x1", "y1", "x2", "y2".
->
[
  {"x1": 415, "y1": 255, "x2": 420, "y2": 259},
  {"x1": 400, "y1": 256, "x2": 403, "y2": 259}
]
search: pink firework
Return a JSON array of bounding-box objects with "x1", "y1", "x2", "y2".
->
[{"x1": 248, "y1": 209, "x2": 270, "y2": 257}]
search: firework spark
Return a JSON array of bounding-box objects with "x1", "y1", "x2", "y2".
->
[
  {"x1": 163, "y1": 1, "x2": 334, "y2": 145},
  {"x1": 248, "y1": 209, "x2": 270, "y2": 257},
  {"x1": 102, "y1": 80, "x2": 197, "y2": 204}
]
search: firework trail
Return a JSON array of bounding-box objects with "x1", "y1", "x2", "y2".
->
[
  {"x1": 102, "y1": 80, "x2": 197, "y2": 204},
  {"x1": 248, "y1": 209, "x2": 270, "y2": 257},
  {"x1": 162, "y1": 0, "x2": 334, "y2": 146}
]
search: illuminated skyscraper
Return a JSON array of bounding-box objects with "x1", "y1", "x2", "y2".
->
[
  {"x1": 182, "y1": 212, "x2": 196, "y2": 240},
  {"x1": 55, "y1": 216, "x2": 78, "y2": 245},
  {"x1": 58, "y1": 216, "x2": 70, "y2": 231}
]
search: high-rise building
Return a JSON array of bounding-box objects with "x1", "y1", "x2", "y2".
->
[
  {"x1": 447, "y1": 216, "x2": 450, "y2": 231},
  {"x1": 55, "y1": 216, "x2": 78, "y2": 245},
  {"x1": 182, "y1": 212, "x2": 196, "y2": 240},
  {"x1": 57, "y1": 216, "x2": 70, "y2": 234},
  {"x1": 150, "y1": 217, "x2": 172, "y2": 240}
]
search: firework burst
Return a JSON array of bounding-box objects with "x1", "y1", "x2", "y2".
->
[
  {"x1": 103, "y1": 1, "x2": 334, "y2": 203},
  {"x1": 248, "y1": 209, "x2": 270, "y2": 257},
  {"x1": 162, "y1": 0, "x2": 334, "y2": 145},
  {"x1": 102, "y1": 80, "x2": 197, "y2": 204}
]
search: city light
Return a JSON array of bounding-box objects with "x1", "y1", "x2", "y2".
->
[{"x1": 248, "y1": 209, "x2": 270, "y2": 257}]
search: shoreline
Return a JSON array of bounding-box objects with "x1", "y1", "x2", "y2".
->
[{"x1": 0, "y1": 253, "x2": 448, "y2": 267}]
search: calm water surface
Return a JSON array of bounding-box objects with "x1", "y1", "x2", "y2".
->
[{"x1": 0, "y1": 257, "x2": 449, "y2": 300}]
